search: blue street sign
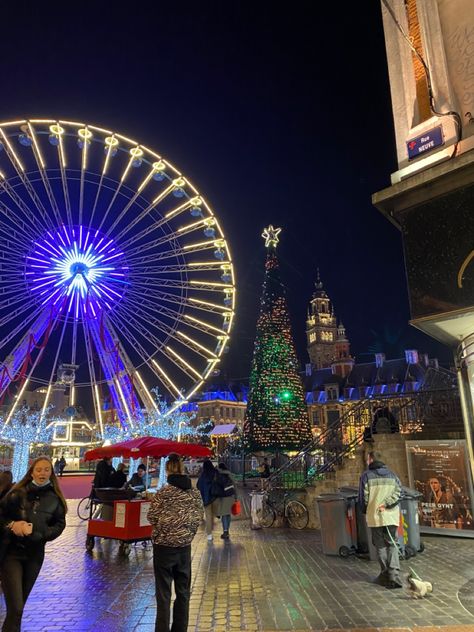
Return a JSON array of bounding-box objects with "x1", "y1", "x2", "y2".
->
[{"x1": 407, "y1": 125, "x2": 444, "y2": 160}]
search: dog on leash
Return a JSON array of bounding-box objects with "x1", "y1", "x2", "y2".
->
[{"x1": 407, "y1": 570, "x2": 433, "y2": 599}]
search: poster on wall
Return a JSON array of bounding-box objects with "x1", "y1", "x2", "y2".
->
[{"x1": 406, "y1": 440, "x2": 474, "y2": 536}]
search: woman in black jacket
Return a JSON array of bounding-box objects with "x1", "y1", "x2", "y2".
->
[
  {"x1": 196, "y1": 459, "x2": 216, "y2": 541},
  {"x1": 0, "y1": 456, "x2": 67, "y2": 632}
]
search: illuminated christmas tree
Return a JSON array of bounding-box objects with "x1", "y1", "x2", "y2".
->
[
  {"x1": 243, "y1": 226, "x2": 312, "y2": 452},
  {"x1": 1, "y1": 406, "x2": 54, "y2": 482}
]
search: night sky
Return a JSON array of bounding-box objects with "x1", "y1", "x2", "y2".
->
[{"x1": 0, "y1": 3, "x2": 451, "y2": 388}]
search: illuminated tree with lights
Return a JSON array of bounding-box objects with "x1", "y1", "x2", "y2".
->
[
  {"x1": 243, "y1": 226, "x2": 312, "y2": 452},
  {"x1": 1, "y1": 406, "x2": 54, "y2": 482}
]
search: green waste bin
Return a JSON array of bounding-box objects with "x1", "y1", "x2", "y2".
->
[{"x1": 316, "y1": 492, "x2": 358, "y2": 557}]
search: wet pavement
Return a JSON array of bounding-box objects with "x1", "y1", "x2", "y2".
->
[{"x1": 1, "y1": 499, "x2": 474, "y2": 631}]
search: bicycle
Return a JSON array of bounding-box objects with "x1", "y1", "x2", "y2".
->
[
  {"x1": 77, "y1": 492, "x2": 101, "y2": 521},
  {"x1": 260, "y1": 489, "x2": 309, "y2": 529}
]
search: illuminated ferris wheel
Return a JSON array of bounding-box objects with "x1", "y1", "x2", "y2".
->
[{"x1": 0, "y1": 119, "x2": 235, "y2": 435}]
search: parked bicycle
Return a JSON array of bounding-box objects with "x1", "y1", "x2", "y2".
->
[
  {"x1": 77, "y1": 491, "x2": 101, "y2": 521},
  {"x1": 260, "y1": 489, "x2": 309, "y2": 529}
]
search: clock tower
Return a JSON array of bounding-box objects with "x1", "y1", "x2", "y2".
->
[{"x1": 306, "y1": 272, "x2": 347, "y2": 369}]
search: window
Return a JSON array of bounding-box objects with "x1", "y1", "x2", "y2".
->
[
  {"x1": 311, "y1": 408, "x2": 321, "y2": 426},
  {"x1": 309, "y1": 332, "x2": 316, "y2": 343}
]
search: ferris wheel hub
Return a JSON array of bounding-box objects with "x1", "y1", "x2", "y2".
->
[{"x1": 25, "y1": 225, "x2": 128, "y2": 318}]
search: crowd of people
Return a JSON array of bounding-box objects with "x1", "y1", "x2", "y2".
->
[{"x1": 0, "y1": 448, "x2": 410, "y2": 631}]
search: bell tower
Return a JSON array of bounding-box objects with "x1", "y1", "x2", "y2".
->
[{"x1": 306, "y1": 271, "x2": 339, "y2": 369}]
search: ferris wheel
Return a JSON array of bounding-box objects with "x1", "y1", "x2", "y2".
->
[{"x1": 0, "y1": 119, "x2": 235, "y2": 435}]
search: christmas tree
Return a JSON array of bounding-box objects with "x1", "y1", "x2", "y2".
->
[{"x1": 243, "y1": 226, "x2": 313, "y2": 452}]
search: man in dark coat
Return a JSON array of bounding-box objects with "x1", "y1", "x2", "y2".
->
[{"x1": 93, "y1": 457, "x2": 114, "y2": 489}]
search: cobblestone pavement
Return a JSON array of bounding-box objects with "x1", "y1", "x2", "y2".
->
[{"x1": 1, "y1": 500, "x2": 474, "y2": 631}]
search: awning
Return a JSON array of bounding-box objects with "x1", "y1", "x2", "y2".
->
[
  {"x1": 210, "y1": 424, "x2": 237, "y2": 436},
  {"x1": 84, "y1": 436, "x2": 212, "y2": 460}
]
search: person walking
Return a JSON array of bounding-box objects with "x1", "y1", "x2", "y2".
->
[
  {"x1": 0, "y1": 456, "x2": 67, "y2": 631},
  {"x1": 197, "y1": 459, "x2": 217, "y2": 541},
  {"x1": 58, "y1": 456, "x2": 66, "y2": 477},
  {"x1": 213, "y1": 462, "x2": 237, "y2": 540},
  {"x1": 359, "y1": 450, "x2": 402, "y2": 588},
  {"x1": 147, "y1": 453, "x2": 203, "y2": 632}
]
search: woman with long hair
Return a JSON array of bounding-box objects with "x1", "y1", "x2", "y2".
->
[
  {"x1": 196, "y1": 459, "x2": 217, "y2": 541},
  {"x1": 0, "y1": 456, "x2": 67, "y2": 631}
]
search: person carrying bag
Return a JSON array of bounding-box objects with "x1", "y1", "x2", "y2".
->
[{"x1": 211, "y1": 463, "x2": 237, "y2": 540}]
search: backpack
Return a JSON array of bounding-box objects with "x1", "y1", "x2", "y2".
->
[{"x1": 211, "y1": 471, "x2": 235, "y2": 498}]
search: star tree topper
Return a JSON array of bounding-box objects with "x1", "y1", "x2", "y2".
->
[{"x1": 262, "y1": 225, "x2": 282, "y2": 248}]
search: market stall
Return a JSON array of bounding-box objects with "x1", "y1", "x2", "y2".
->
[{"x1": 83, "y1": 437, "x2": 212, "y2": 554}]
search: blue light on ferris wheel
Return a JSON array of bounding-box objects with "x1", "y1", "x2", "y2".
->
[{"x1": 25, "y1": 225, "x2": 128, "y2": 319}]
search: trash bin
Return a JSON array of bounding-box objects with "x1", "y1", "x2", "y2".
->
[
  {"x1": 316, "y1": 492, "x2": 358, "y2": 557},
  {"x1": 338, "y1": 486, "x2": 374, "y2": 558},
  {"x1": 399, "y1": 486, "x2": 423, "y2": 558}
]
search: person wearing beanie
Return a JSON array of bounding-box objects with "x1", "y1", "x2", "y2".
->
[
  {"x1": 359, "y1": 450, "x2": 402, "y2": 589},
  {"x1": 147, "y1": 453, "x2": 203, "y2": 632}
]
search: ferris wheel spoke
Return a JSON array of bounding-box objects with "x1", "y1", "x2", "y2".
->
[
  {"x1": 88, "y1": 135, "x2": 117, "y2": 231},
  {"x1": 105, "y1": 169, "x2": 171, "y2": 238},
  {"x1": 0, "y1": 306, "x2": 43, "y2": 351},
  {"x1": 133, "y1": 261, "x2": 230, "y2": 275},
  {"x1": 39, "y1": 313, "x2": 69, "y2": 419},
  {"x1": 104, "y1": 313, "x2": 181, "y2": 399},
  {"x1": 112, "y1": 306, "x2": 216, "y2": 361},
  {"x1": 128, "y1": 275, "x2": 232, "y2": 294},
  {"x1": 0, "y1": 130, "x2": 54, "y2": 231},
  {"x1": 78, "y1": 126, "x2": 92, "y2": 227},
  {"x1": 81, "y1": 312, "x2": 105, "y2": 434},
  {"x1": 96, "y1": 149, "x2": 141, "y2": 234},
  {"x1": 53, "y1": 127, "x2": 74, "y2": 228},
  {"x1": 123, "y1": 218, "x2": 223, "y2": 260},
  {"x1": 112, "y1": 310, "x2": 198, "y2": 384},
  {"x1": 86, "y1": 316, "x2": 136, "y2": 427},
  {"x1": 26, "y1": 122, "x2": 64, "y2": 228},
  {"x1": 123, "y1": 241, "x2": 213, "y2": 266},
  {"x1": 0, "y1": 291, "x2": 42, "y2": 316},
  {"x1": 0, "y1": 210, "x2": 37, "y2": 249},
  {"x1": 0, "y1": 182, "x2": 50, "y2": 240},
  {"x1": 112, "y1": 306, "x2": 212, "y2": 384},
  {"x1": 115, "y1": 196, "x2": 192, "y2": 246},
  {"x1": 122, "y1": 283, "x2": 232, "y2": 321},
  {"x1": 101, "y1": 315, "x2": 157, "y2": 411},
  {"x1": 0, "y1": 283, "x2": 28, "y2": 301}
]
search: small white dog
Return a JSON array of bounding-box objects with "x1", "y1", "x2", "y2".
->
[{"x1": 407, "y1": 571, "x2": 433, "y2": 599}]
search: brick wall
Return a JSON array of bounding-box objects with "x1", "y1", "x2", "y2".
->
[{"x1": 302, "y1": 433, "x2": 409, "y2": 528}]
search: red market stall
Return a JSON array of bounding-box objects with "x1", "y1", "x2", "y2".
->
[
  {"x1": 84, "y1": 436, "x2": 212, "y2": 461},
  {"x1": 83, "y1": 437, "x2": 212, "y2": 554}
]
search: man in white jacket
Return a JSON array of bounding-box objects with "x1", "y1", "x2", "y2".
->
[{"x1": 359, "y1": 450, "x2": 402, "y2": 588}]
